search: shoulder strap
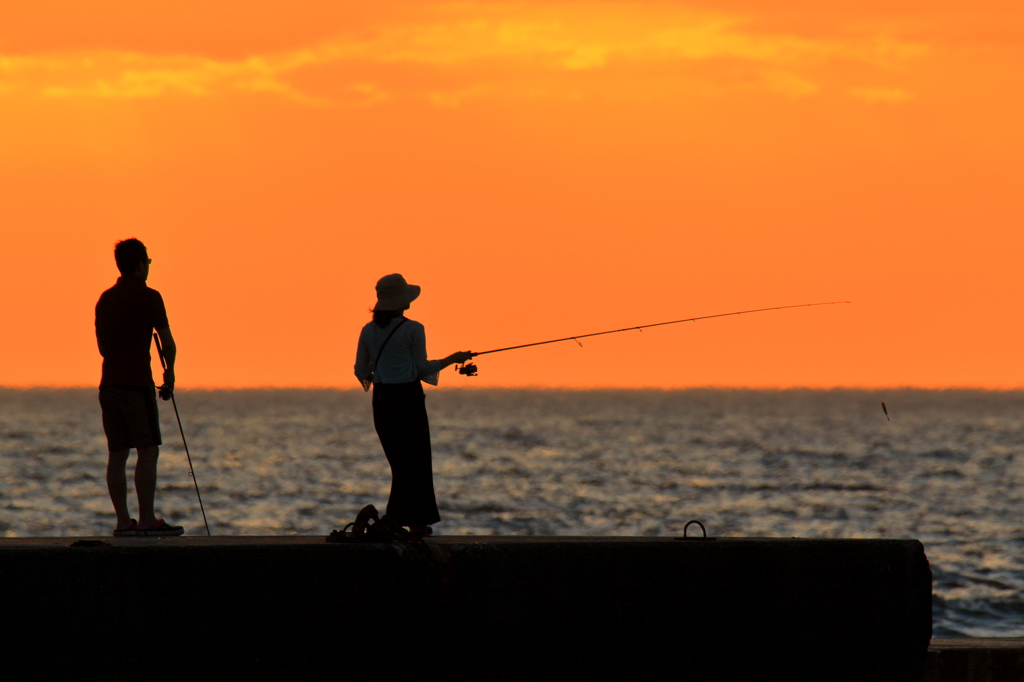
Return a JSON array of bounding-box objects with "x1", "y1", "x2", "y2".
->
[{"x1": 371, "y1": 318, "x2": 408, "y2": 381}]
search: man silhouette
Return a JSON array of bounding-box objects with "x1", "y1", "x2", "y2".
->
[{"x1": 95, "y1": 238, "x2": 184, "y2": 536}]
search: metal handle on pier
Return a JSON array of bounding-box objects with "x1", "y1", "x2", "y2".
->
[{"x1": 678, "y1": 519, "x2": 715, "y2": 541}]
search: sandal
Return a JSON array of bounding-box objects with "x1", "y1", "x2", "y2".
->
[
  {"x1": 113, "y1": 519, "x2": 138, "y2": 537},
  {"x1": 136, "y1": 520, "x2": 185, "y2": 537}
]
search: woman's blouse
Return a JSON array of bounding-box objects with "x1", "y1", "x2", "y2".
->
[{"x1": 354, "y1": 316, "x2": 442, "y2": 387}]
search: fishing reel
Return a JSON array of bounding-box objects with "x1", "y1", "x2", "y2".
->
[{"x1": 457, "y1": 362, "x2": 479, "y2": 377}]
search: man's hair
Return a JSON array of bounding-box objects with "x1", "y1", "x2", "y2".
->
[{"x1": 114, "y1": 238, "x2": 148, "y2": 276}]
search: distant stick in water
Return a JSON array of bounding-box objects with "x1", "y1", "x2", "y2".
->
[{"x1": 882, "y1": 402, "x2": 890, "y2": 421}]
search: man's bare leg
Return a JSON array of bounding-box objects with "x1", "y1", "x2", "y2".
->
[
  {"x1": 106, "y1": 448, "x2": 134, "y2": 530},
  {"x1": 135, "y1": 445, "x2": 160, "y2": 528}
]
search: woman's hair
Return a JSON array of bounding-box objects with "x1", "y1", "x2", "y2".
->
[{"x1": 372, "y1": 308, "x2": 406, "y2": 328}]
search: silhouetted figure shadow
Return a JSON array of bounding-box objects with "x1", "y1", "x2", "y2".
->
[
  {"x1": 95, "y1": 238, "x2": 183, "y2": 537},
  {"x1": 354, "y1": 273, "x2": 472, "y2": 537}
]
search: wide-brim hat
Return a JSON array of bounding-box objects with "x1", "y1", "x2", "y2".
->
[{"x1": 373, "y1": 273, "x2": 421, "y2": 311}]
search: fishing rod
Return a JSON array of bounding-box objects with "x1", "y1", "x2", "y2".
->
[
  {"x1": 153, "y1": 332, "x2": 212, "y2": 536},
  {"x1": 456, "y1": 301, "x2": 850, "y2": 376}
]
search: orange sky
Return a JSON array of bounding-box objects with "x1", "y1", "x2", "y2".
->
[{"x1": 1, "y1": 1, "x2": 1022, "y2": 388}]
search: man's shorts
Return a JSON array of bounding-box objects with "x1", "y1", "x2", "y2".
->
[{"x1": 99, "y1": 385, "x2": 162, "y2": 451}]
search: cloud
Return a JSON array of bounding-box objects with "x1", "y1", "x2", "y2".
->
[
  {"x1": 849, "y1": 86, "x2": 915, "y2": 102},
  {"x1": 29, "y1": 53, "x2": 324, "y2": 104},
  {"x1": 763, "y1": 71, "x2": 821, "y2": 97},
  {"x1": 0, "y1": 2, "x2": 929, "y2": 106},
  {"x1": 561, "y1": 45, "x2": 610, "y2": 70}
]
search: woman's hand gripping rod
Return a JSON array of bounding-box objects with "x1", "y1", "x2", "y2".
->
[{"x1": 154, "y1": 332, "x2": 211, "y2": 536}]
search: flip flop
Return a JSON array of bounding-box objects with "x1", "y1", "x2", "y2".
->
[
  {"x1": 113, "y1": 519, "x2": 138, "y2": 537},
  {"x1": 136, "y1": 520, "x2": 185, "y2": 537}
]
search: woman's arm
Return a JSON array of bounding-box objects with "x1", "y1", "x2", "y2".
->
[
  {"x1": 436, "y1": 351, "x2": 474, "y2": 370},
  {"x1": 410, "y1": 324, "x2": 472, "y2": 385},
  {"x1": 354, "y1": 327, "x2": 374, "y2": 387},
  {"x1": 410, "y1": 324, "x2": 442, "y2": 385}
]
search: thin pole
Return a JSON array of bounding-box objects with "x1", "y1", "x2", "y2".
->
[
  {"x1": 472, "y1": 301, "x2": 850, "y2": 357},
  {"x1": 154, "y1": 332, "x2": 212, "y2": 536}
]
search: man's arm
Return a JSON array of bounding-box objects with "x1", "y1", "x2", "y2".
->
[
  {"x1": 156, "y1": 326, "x2": 176, "y2": 392},
  {"x1": 95, "y1": 300, "x2": 107, "y2": 357}
]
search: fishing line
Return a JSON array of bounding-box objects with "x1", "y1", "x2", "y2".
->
[
  {"x1": 154, "y1": 332, "x2": 212, "y2": 536},
  {"x1": 457, "y1": 301, "x2": 849, "y2": 376}
]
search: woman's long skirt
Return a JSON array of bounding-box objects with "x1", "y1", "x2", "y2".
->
[{"x1": 372, "y1": 380, "x2": 441, "y2": 526}]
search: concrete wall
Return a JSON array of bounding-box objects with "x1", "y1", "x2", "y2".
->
[{"x1": 0, "y1": 536, "x2": 931, "y2": 680}]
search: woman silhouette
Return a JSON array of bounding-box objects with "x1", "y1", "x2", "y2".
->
[{"x1": 354, "y1": 274, "x2": 473, "y2": 537}]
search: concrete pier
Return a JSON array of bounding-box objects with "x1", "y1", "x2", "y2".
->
[
  {"x1": 926, "y1": 638, "x2": 1024, "y2": 682},
  {"x1": 0, "y1": 536, "x2": 931, "y2": 680}
]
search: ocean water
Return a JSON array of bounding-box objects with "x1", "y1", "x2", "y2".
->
[{"x1": 1, "y1": 387, "x2": 1023, "y2": 637}]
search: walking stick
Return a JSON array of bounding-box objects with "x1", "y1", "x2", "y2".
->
[{"x1": 154, "y1": 332, "x2": 212, "y2": 536}]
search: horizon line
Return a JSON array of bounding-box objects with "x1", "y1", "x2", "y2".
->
[{"x1": 3, "y1": 384, "x2": 1024, "y2": 392}]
